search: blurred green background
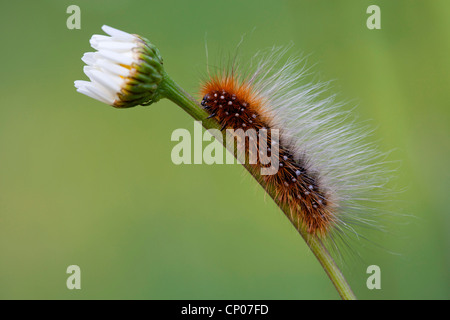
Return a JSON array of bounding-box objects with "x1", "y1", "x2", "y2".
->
[{"x1": 0, "y1": 0, "x2": 448, "y2": 299}]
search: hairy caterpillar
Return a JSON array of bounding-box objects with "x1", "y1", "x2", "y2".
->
[{"x1": 199, "y1": 48, "x2": 391, "y2": 251}]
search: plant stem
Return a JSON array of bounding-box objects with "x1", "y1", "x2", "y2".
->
[{"x1": 158, "y1": 72, "x2": 357, "y2": 300}]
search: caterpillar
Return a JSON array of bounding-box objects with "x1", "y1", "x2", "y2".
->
[{"x1": 199, "y1": 48, "x2": 391, "y2": 251}]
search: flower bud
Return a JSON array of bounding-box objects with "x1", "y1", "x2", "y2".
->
[{"x1": 75, "y1": 25, "x2": 164, "y2": 108}]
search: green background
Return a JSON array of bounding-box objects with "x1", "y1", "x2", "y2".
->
[{"x1": 0, "y1": 0, "x2": 448, "y2": 299}]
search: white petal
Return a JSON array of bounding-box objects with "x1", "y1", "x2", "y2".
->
[
  {"x1": 84, "y1": 67, "x2": 122, "y2": 93},
  {"x1": 90, "y1": 35, "x2": 135, "y2": 51},
  {"x1": 81, "y1": 52, "x2": 98, "y2": 66},
  {"x1": 77, "y1": 87, "x2": 111, "y2": 105},
  {"x1": 90, "y1": 34, "x2": 111, "y2": 48},
  {"x1": 76, "y1": 81, "x2": 114, "y2": 104},
  {"x1": 102, "y1": 25, "x2": 135, "y2": 40},
  {"x1": 95, "y1": 41, "x2": 137, "y2": 52},
  {"x1": 91, "y1": 34, "x2": 133, "y2": 46},
  {"x1": 96, "y1": 59, "x2": 131, "y2": 77},
  {"x1": 86, "y1": 82, "x2": 116, "y2": 105},
  {"x1": 83, "y1": 66, "x2": 121, "y2": 90},
  {"x1": 74, "y1": 80, "x2": 91, "y2": 89},
  {"x1": 98, "y1": 49, "x2": 134, "y2": 66}
]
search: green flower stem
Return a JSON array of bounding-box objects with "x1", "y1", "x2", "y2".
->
[{"x1": 158, "y1": 71, "x2": 357, "y2": 300}]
